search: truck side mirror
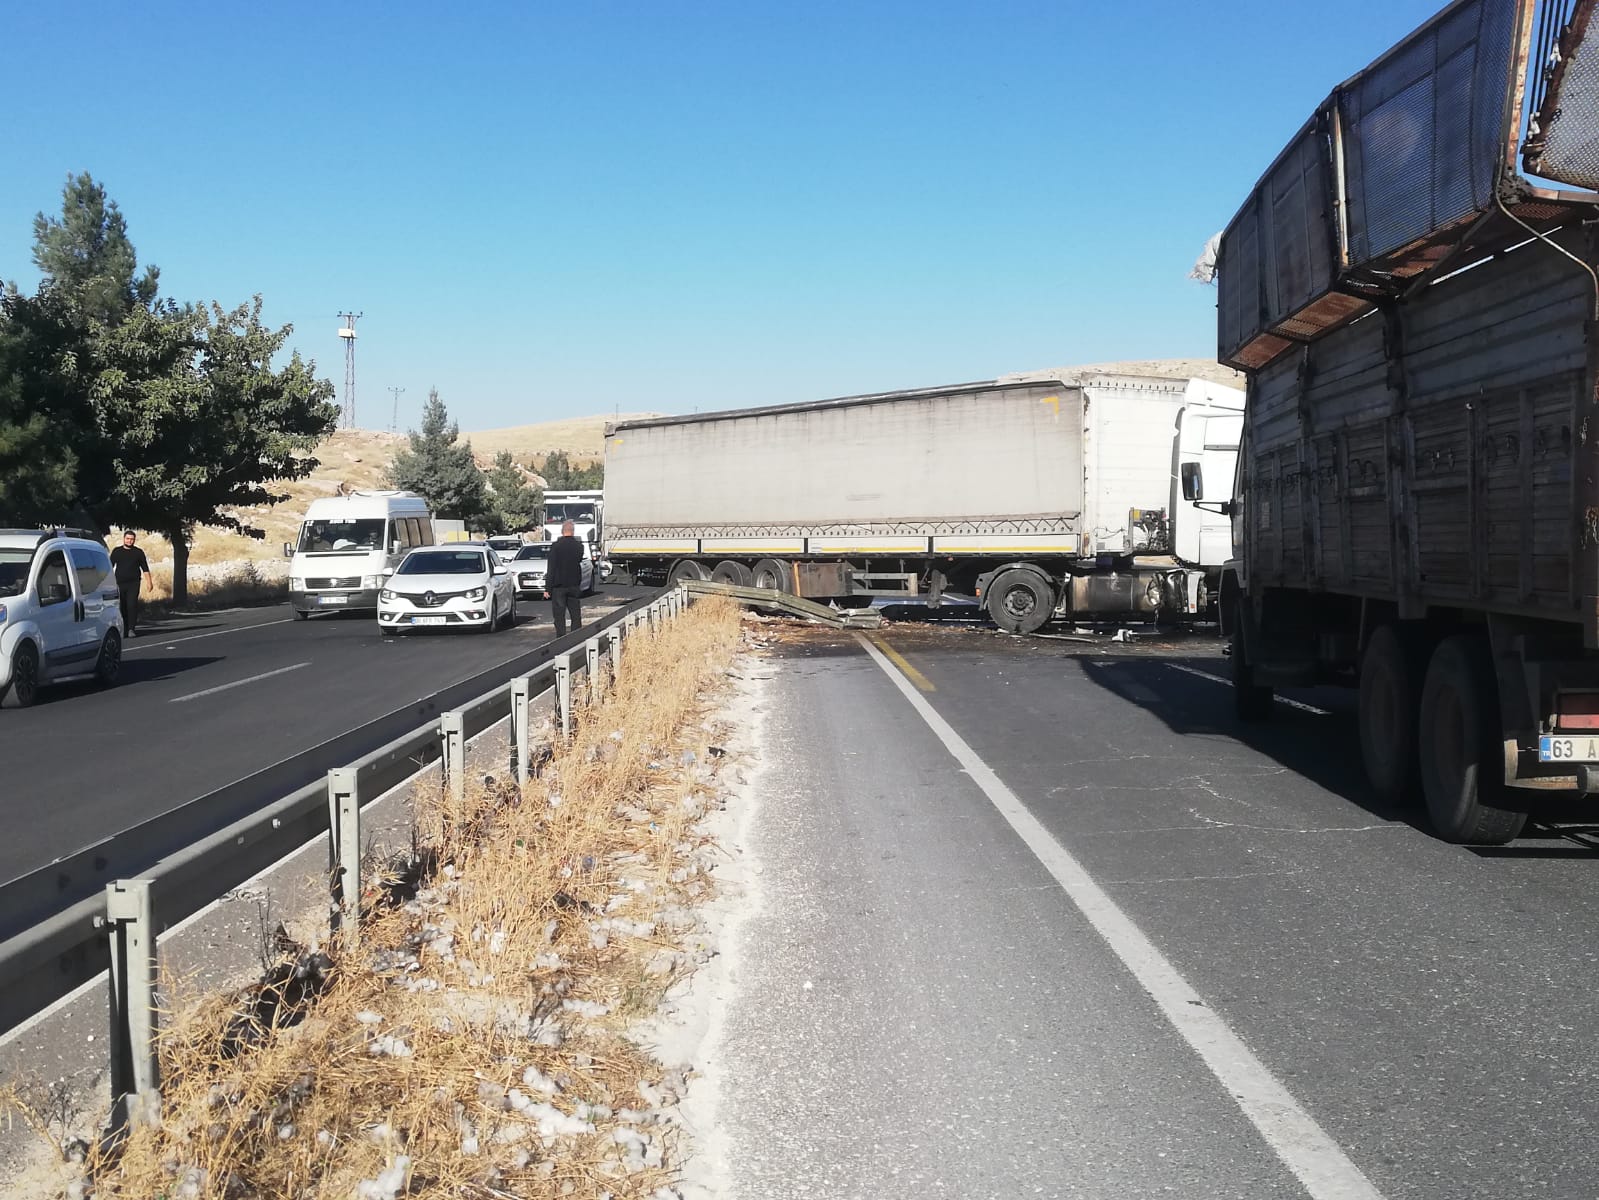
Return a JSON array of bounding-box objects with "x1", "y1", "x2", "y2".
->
[{"x1": 1180, "y1": 462, "x2": 1203, "y2": 502}]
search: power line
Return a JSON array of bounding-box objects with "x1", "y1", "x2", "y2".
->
[
  {"x1": 388, "y1": 386, "x2": 406, "y2": 434},
  {"x1": 337, "y1": 311, "x2": 362, "y2": 428}
]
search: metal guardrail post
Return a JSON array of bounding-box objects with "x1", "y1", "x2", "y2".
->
[
  {"x1": 607, "y1": 626, "x2": 623, "y2": 683},
  {"x1": 105, "y1": 878, "x2": 159, "y2": 1127},
  {"x1": 555, "y1": 655, "x2": 573, "y2": 739},
  {"x1": 327, "y1": 768, "x2": 361, "y2": 944},
  {"x1": 441, "y1": 710, "x2": 466, "y2": 806},
  {"x1": 511, "y1": 675, "x2": 533, "y2": 787},
  {"x1": 586, "y1": 638, "x2": 602, "y2": 701}
]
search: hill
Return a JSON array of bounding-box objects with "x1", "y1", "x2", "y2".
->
[{"x1": 462, "y1": 413, "x2": 664, "y2": 464}]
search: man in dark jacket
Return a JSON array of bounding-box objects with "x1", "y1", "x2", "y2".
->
[
  {"x1": 108, "y1": 530, "x2": 153, "y2": 637},
  {"x1": 547, "y1": 520, "x2": 586, "y2": 636}
]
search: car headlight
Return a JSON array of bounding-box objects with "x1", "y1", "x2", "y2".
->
[
  {"x1": 466, "y1": 585, "x2": 488, "y2": 601},
  {"x1": 362, "y1": 574, "x2": 384, "y2": 589},
  {"x1": 380, "y1": 588, "x2": 396, "y2": 601}
]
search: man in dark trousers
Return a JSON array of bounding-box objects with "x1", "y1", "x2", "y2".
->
[
  {"x1": 108, "y1": 529, "x2": 152, "y2": 637},
  {"x1": 547, "y1": 520, "x2": 586, "y2": 637}
]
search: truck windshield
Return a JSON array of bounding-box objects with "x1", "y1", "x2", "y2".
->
[
  {"x1": 546, "y1": 504, "x2": 595, "y2": 523},
  {"x1": 397, "y1": 550, "x2": 487, "y2": 575},
  {"x1": 0, "y1": 549, "x2": 31, "y2": 597},
  {"x1": 298, "y1": 518, "x2": 386, "y2": 553}
]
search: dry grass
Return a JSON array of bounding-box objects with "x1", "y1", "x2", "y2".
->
[
  {"x1": 141, "y1": 562, "x2": 288, "y2": 613},
  {"x1": 38, "y1": 596, "x2": 744, "y2": 1199},
  {"x1": 464, "y1": 414, "x2": 662, "y2": 464}
]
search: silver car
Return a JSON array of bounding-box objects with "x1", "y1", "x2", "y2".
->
[{"x1": 511, "y1": 543, "x2": 593, "y2": 599}]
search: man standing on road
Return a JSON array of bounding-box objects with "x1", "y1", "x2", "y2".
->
[
  {"x1": 108, "y1": 529, "x2": 152, "y2": 638},
  {"x1": 548, "y1": 520, "x2": 585, "y2": 637}
]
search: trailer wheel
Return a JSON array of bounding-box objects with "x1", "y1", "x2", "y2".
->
[
  {"x1": 668, "y1": 559, "x2": 710, "y2": 584},
  {"x1": 712, "y1": 560, "x2": 753, "y2": 587},
  {"x1": 986, "y1": 569, "x2": 1052, "y2": 635},
  {"x1": 1418, "y1": 635, "x2": 1526, "y2": 845},
  {"x1": 751, "y1": 558, "x2": 793, "y2": 592},
  {"x1": 1359, "y1": 624, "x2": 1423, "y2": 806},
  {"x1": 1231, "y1": 626, "x2": 1273, "y2": 721}
]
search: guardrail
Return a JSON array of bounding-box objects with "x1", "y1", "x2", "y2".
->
[{"x1": 0, "y1": 585, "x2": 693, "y2": 1128}]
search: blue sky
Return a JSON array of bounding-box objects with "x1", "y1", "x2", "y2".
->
[{"x1": 2, "y1": 1, "x2": 1449, "y2": 431}]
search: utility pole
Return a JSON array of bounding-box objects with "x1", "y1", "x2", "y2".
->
[
  {"x1": 388, "y1": 386, "x2": 406, "y2": 434},
  {"x1": 337, "y1": 312, "x2": 362, "y2": 428}
]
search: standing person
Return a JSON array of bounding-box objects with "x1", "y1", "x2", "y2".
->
[
  {"x1": 547, "y1": 520, "x2": 585, "y2": 637},
  {"x1": 108, "y1": 530, "x2": 152, "y2": 638}
]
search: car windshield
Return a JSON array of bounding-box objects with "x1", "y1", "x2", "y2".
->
[
  {"x1": 514, "y1": 546, "x2": 549, "y2": 562},
  {"x1": 0, "y1": 548, "x2": 31, "y2": 598},
  {"x1": 298, "y1": 518, "x2": 385, "y2": 552},
  {"x1": 487, "y1": 537, "x2": 521, "y2": 551},
  {"x1": 397, "y1": 550, "x2": 487, "y2": 576}
]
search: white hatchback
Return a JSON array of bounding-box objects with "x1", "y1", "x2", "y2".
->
[
  {"x1": 377, "y1": 545, "x2": 515, "y2": 635},
  {"x1": 0, "y1": 530, "x2": 124, "y2": 708}
]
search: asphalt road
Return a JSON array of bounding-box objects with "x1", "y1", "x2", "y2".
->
[
  {"x1": 711, "y1": 623, "x2": 1599, "y2": 1199},
  {"x1": 0, "y1": 587, "x2": 648, "y2": 886}
]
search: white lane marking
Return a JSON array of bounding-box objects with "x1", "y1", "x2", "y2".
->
[
  {"x1": 126, "y1": 615, "x2": 293, "y2": 652},
  {"x1": 1166, "y1": 662, "x2": 1331, "y2": 715},
  {"x1": 856, "y1": 633, "x2": 1385, "y2": 1200},
  {"x1": 169, "y1": 661, "x2": 310, "y2": 704}
]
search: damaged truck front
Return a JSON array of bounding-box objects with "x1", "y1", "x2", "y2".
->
[{"x1": 1212, "y1": 0, "x2": 1599, "y2": 843}]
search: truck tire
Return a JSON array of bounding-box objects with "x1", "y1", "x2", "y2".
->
[
  {"x1": 669, "y1": 559, "x2": 710, "y2": 584},
  {"x1": 986, "y1": 569, "x2": 1053, "y2": 635},
  {"x1": 1418, "y1": 635, "x2": 1526, "y2": 845},
  {"x1": 1359, "y1": 624, "x2": 1422, "y2": 806},
  {"x1": 751, "y1": 559, "x2": 793, "y2": 592},
  {"x1": 712, "y1": 560, "x2": 753, "y2": 587},
  {"x1": 1231, "y1": 626, "x2": 1273, "y2": 721}
]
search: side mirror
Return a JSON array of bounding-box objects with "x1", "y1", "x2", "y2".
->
[
  {"x1": 382, "y1": 566, "x2": 396, "y2": 578},
  {"x1": 492, "y1": 563, "x2": 508, "y2": 576},
  {"x1": 390, "y1": 540, "x2": 401, "y2": 554},
  {"x1": 1180, "y1": 462, "x2": 1204, "y2": 502},
  {"x1": 283, "y1": 542, "x2": 294, "y2": 559}
]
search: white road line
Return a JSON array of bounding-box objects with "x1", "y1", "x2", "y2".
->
[
  {"x1": 169, "y1": 661, "x2": 310, "y2": 704},
  {"x1": 855, "y1": 633, "x2": 1385, "y2": 1200},
  {"x1": 1166, "y1": 662, "x2": 1331, "y2": 715},
  {"x1": 126, "y1": 615, "x2": 293, "y2": 652}
]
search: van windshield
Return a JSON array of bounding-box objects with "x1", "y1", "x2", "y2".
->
[
  {"x1": 298, "y1": 518, "x2": 386, "y2": 553},
  {"x1": 0, "y1": 549, "x2": 31, "y2": 598}
]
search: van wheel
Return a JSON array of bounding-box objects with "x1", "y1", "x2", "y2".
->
[
  {"x1": 95, "y1": 630, "x2": 123, "y2": 687},
  {"x1": 294, "y1": 610, "x2": 310, "y2": 621},
  {"x1": 712, "y1": 560, "x2": 753, "y2": 587},
  {"x1": 1359, "y1": 625, "x2": 1425, "y2": 806},
  {"x1": 752, "y1": 559, "x2": 792, "y2": 592},
  {"x1": 1418, "y1": 635, "x2": 1526, "y2": 844},
  {"x1": 9, "y1": 643, "x2": 40, "y2": 708},
  {"x1": 1231, "y1": 626, "x2": 1274, "y2": 721},
  {"x1": 986, "y1": 569, "x2": 1053, "y2": 635}
]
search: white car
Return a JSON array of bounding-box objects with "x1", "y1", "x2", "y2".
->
[
  {"x1": 510, "y1": 543, "x2": 593, "y2": 599},
  {"x1": 377, "y1": 544, "x2": 515, "y2": 635},
  {"x1": 485, "y1": 535, "x2": 525, "y2": 565},
  {"x1": 0, "y1": 530, "x2": 123, "y2": 708}
]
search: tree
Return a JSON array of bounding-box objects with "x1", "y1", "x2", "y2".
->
[
  {"x1": 0, "y1": 288, "x2": 88, "y2": 523},
  {"x1": 32, "y1": 172, "x2": 159, "y2": 326},
  {"x1": 486, "y1": 450, "x2": 542, "y2": 533},
  {"x1": 536, "y1": 449, "x2": 603, "y2": 490},
  {"x1": 99, "y1": 299, "x2": 338, "y2": 602},
  {"x1": 389, "y1": 388, "x2": 494, "y2": 528}
]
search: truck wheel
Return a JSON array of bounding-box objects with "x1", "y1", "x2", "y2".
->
[
  {"x1": 712, "y1": 560, "x2": 753, "y2": 587},
  {"x1": 669, "y1": 560, "x2": 710, "y2": 584},
  {"x1": 1418, "y1": 635, "x2": 1526, "y2": 845},
  {"x1": 751, "y1": 559, "x2": 793, "y2": 592},
  {"x1": 1359, "y1": 625, "x2": 1423, "y2": 806},
  {"x1": 986, "y1": 569, "x2": 1053, "y2": 635},
  {"x1": 1231, "y1": 626, "x2": 1274, "y2": 721}
]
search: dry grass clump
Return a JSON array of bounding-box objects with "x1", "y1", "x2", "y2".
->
[
  {"x1": 65, "y1": 596, "x2": 744, "y2": 1200},
  {"x1": 143, "y1": 562, "x2": 288, "y2": 612}
]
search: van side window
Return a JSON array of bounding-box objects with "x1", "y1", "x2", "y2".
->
[
  {"x1": 69, "y1": 546, "x2": 112, "y2": 593},
  {"x1": 404, "y1": 518, "x2": 421, "y2": 548},
  {"x1": 36, "y1": 551, "x2": 73, "y2": 606},
  {"x1": 416, "y1": 519, "x2": 435, "y2": 547}
]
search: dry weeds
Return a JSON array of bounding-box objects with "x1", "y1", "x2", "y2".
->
[{"x1": 42, "y1": 596, "x2": 744, "y2": 1199}]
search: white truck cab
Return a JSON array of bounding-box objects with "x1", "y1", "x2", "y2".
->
[
  {"x1": 0, "y1": 529, "x2": 123, "y2": 708},
  {"x1": 542, "y1": 490, "x2": 604, "y2": 562},
  {"x1": 286, "y1": 491, "x2": 435, "y2": 618}
]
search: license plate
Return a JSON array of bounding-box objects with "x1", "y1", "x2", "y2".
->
[
  {"x1": 318, "y1": 595, "x2": 348, "y2": 605},
  {"x1": 1538, "y1": 735, "x2": 1599, "y2": 762},
  {"x1": 410, "y1": 615, "x2": 446, "y2": 626}
]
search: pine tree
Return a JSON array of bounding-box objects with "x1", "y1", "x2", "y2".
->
[
  {"x1": 388, "y1": 388, "x2": 494, "y2": 527},
  {"x1": 486, "y1": 450, "x2": 542, "y2": 533},
  {"x1": 31, "y1": 172, "x2": 159, "y2": 325}
]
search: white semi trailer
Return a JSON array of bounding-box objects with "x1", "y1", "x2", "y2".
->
[{"x1": 604, "y1": 372, "x2": 1242, "y2": 633}]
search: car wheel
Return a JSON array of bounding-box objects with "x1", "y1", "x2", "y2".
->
[
  {"x1": 95, "y1": 629, "x2": 122, "y2": 687},
  {"x1": 9, "y1": 642, "x2": 41, "y2": 708},
  {"x1": 380, "y1": 624, "x2": 397, "y2": 637},
  {"x1": 480, "y1": 599, "x2": 498, "y2": 633}
]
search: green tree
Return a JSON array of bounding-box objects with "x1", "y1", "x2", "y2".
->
[
  {"x1": 535, "y1": 449, "x2": 603, "y2": 491},
  {"x1": 389, "y1": 388, "x2": 494, "y2": 528},
  {"x1": 31, "y1": 172, "x2": 159, "y2": 325},
  {"x1": 485, "y1": 449, "x2": 542, "y2": 533},
  {"x1": 0, "y1": 288, "x2": 88, "y2": 523},
  {"x1": 100, "y1": 299, "x2": 339, "y2": 602}
]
